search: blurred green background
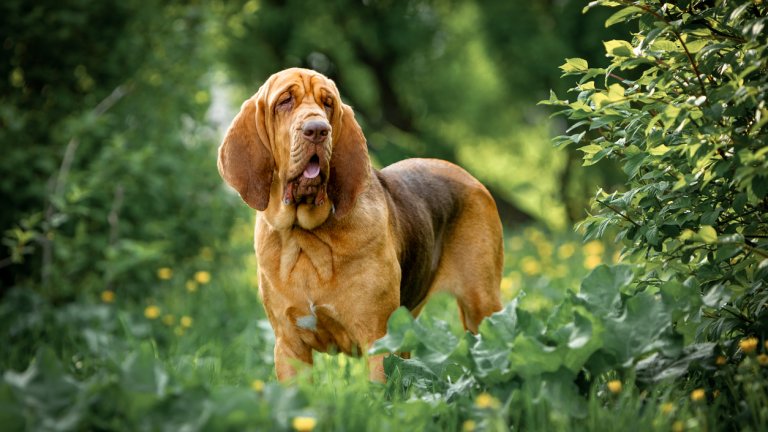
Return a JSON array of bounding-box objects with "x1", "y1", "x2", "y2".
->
[{"x1": 0, "y1": 0, "x2": 630, "y2": 361}]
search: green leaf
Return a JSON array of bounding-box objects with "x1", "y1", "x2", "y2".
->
[
  {"x1": 698, "y1": 225, "x2": 718, "y2": 244},
  {"x1": 578, "y1": 264, "x2": 635, "y2": 315},
  {"x1": 370, "y1": 307, "x2": 418, "y2": 354},
  {"x1": 560, "y1": 58, "x2": 589, "y2": 73},
  {"x1": 602, "y1": 292, "x2": 674, "y2": 367},
  {"x1": 604, "y1": 40, "x2": 634, "y2": 57},
  {"x1": 605, "y1": 6, "x2": 643, "y2": 27}
]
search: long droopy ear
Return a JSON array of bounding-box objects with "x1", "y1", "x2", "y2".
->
[
  {"x1": 217, "y1": 92, "x2": 274, "y2": 210},
  {"x1": 328, "y1": 104, "x2": 371, "y2": 219}
]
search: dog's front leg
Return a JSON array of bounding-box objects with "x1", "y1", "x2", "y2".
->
[
  {"x1": 274, "y1": 337, "x2": 312, "y2": 381},
  {"x1": 368, "y1": 354, "x2": 386, "y2": 383}
]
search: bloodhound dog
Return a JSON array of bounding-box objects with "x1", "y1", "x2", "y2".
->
[{"x1": 218, "y1": 68, "x2": 503, "y2": 381}]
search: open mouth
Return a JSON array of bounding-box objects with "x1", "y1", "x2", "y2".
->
[
  {"x1": 283, "y1": 154, "x2": 327, "y2": 206},
  {"x1": 303, "y1": 155, "x2": 321, "y2": 179}
]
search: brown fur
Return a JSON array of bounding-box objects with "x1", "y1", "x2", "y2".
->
[{"x1": 218, "y1": 68, "x2": 503, "y2": 381}]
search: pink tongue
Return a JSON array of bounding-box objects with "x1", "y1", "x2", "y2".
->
[{"x1": 303, "y1": 161, "x2": 320, "y2": 179}]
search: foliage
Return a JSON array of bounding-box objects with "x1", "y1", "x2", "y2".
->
[
  {"x1": 215, "y1": 0, "x2": 631, "y2": 227},
  {"x1": 0, "y1": 0, "x2": 238, "y2": 301},
  {"x1": 538, "y1": 0, "x2": 768, "y2": 425}
]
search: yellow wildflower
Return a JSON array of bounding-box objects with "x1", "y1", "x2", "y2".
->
[
  {"x1": 180, "y1": 316, "x2": 193, "y2": 328},
  {"x1": 672, "y1": 420, "x2": 685, "y2": 432},
  {"x1": 162, "y1": 314, "x2": 176, "y2": 326},
  {"x1": 713, "y1": 389, "x2": 720, "y2": 398},
  {"x1": 584, "y1": 254, "x2": 602, "y2": 270},
  {"x1": 200, "y1": 247, "x2": 214, "y2": 261},
  {"x1": 157, "y1": 267, "x2": 173, "y2": 280},
  {"x1": 524, "y1": 227, "x2": 543, "y2": 242},
  {"x1": 661, "y1": 402, "x2": 675, "y2": 414},
  {"x1": 144, "y1": 305, "x2": 161, "y2": 320},
  {"x1": 536, "y1": 241, "x2": 553, "y2": 259},
  {"x1": 101, "y1": 290, "x2": 115, "y2": 303},
  {"x1": 292, "y1": 416, "x2": 317, "y2": 432},
  {"x1": 739, "y1": 337, "x2": 758, "y2": 354},
  {"x1": 583, "y1": 240, "x2": 605, "y2": 256},
  {"x1": 520, "y1": 256, "x2": 541, "y2": 276},
  {"x1": 557, "y1": 243, "x2": 576, "y2": 259},
  {"x1": 500, "y1": 276, "x2": 514, "y2": 298},
  {"x1": 607, "y1": 380, "x2": 622, "y2": 394},
  {"x1": 474, "y1": 392, "x2": 499, "y2": 409},
  {"x1": 508, "y1": 236, "x2": 523, "y2": 251},
  {"x1": 462, "y1": 419, "x2": 476, "y2": 431},
  {"x1": 715, "y1": 355, "x2": 727, "y2": 366},
  {"x1": 757, "y1": 354, "x2": 768, "y2": 366},
  {"x1": 186, "y1": 280, "x2": 198, "y2": 293},
  {"x1": 690, "y1": 388, "x2": 706, "y2": 402},
  {"x1": 251, "y1": 379, "x2": 265, "y2": 392},
  {"x1": 194, "y1": 270, "x2": 211, "y2": 284}
]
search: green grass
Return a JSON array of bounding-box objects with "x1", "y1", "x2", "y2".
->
[{"x1": 1, "y1": 220, "x2": 766, "y2": 431}]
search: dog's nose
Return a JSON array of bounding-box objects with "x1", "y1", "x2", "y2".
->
[{"x1": 302, "y1": 120, "x2": 330, "y2": 143}]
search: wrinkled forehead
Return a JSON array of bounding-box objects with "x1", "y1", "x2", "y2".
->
[{"x1": 266, "y1": 69, "x2": 339, "y2": 104}]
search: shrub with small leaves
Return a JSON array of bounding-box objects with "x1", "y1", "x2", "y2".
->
[{"x1": 543, "y1": 0, "x2": 768, "y2": 347}]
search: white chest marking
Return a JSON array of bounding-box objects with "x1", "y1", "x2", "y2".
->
[{"x1": 296, "y1": 303, "x2": 318, "y2": 332}]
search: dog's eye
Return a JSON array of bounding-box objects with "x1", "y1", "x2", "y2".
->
[
  {"x1": 276, "y1": 94, "x2": 293, "y2": 111},
  {"x1": 323, "y1": 98, "x2": 333, "y2": 112}
]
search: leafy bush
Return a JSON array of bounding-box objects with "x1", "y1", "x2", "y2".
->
[
  {"x1": 539, "y1": 0, "x2": 768, "y2": 422},
  {"x1": 0, "y1": 0, "x2": 238, "y2": 303},
  {"x1": 546, "y1": 0, "x2": 767, "y2": 343}
]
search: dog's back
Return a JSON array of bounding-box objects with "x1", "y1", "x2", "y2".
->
[{"x1": 377, "y1": 158, "x2": 503, "y2": 322}]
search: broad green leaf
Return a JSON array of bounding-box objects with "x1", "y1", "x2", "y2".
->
[
  {"x1": 560, "y1": 58, "x2": 588, "y2": 73},
  {"x1": 578, "y1": 264, "x2": 635, "y2": 315},
  {"x1": 578, "y1": 144, "x2": 603, "y2": 156},
  {"x1": 602, "y1": 291, "x2": 674, "y2": 366},
  {"x1": 370, "y1": 307, "x2": 418, "y2": 354},
  {"x1": 604, "y1": 40, "x2": 634, "y2": 57},
  {"x1": 605, "y1": 6, "x2": 643, "y2": 27},
  {"x1": 649, "y1": 144, "x2": 671, "y2": 156},
  {"x1": 698, "y1": 225, "x2": 718, "y2": 244},
  {"x1": 606, "y1": 83, "x2": 625, "y2": 102}
]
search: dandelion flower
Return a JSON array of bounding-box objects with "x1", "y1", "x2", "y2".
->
[
  {"x1": 661, "y1": 402, "x2": 675, "y2": 414},
  {"x1": 757, "y1": 354, "x2": 768, "y2": 366},
  {"x1": 557, "y1": 243, "x2": 576, "y2": 259},
  {"x1": 474, "y1": 392, "x2": 499, "y2": 409},
  {"x1": 520, "y1": 257, "x2": 541, "y2": 276},
  {"x1": 607, "y1": 380, "x2": 622, "y2": 394},
  {"x1": 584, "y1": 254, "x2": 602, "y2": 270},
  {"x1": 101, "y1": 290, "x2": 115, "y2": 303},
  {"x1": 715, "y1": 355, "x2": 727, "y2": 366},
  {"x1": 583, "y1": 240, "x2": 605, "y2": 256},
  {"x1": 157, "y1": 267, "x2": 173, "y2": 280},
  {"x1": 739, "y1": 337, "x2": 758, "y2": 354},
  {"x1": 500, "y1": 277, "x2": 514, "y2": 298},
  {"x1": 292, "y1": 416, "x2": 317, "y2": 432},
  {"x1": 672, "y1": 420, "x2": 685, "y2": 432},
  {"x1": 690, "y1": 388, "x2": 706, "y2": 402},
  {"x1": 162, "y1": 314, "x2": 175, "y2": 326},
  {"x1": 180, "y1": 316, "x2": 193, "y2": 328},
  {"x1": 186, "y1": 280, "x2": 198, "y2": 293},
  {"x1": 144, "y1": 305, "x2": 161, "y2": 320},
  {"x1": 251, "y1": 379, "x2": 265, "y2": 392},
  {"x1": 462, "y1": 419, "x2": 476, "y2": 431},
  {"x1": 194, "y1": 271, "x2": 211, "y2": 284}
]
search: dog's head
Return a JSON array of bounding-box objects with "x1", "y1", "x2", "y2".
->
[{"x1": 218, "y1": 68, "x2": 370, "y2": 220}]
